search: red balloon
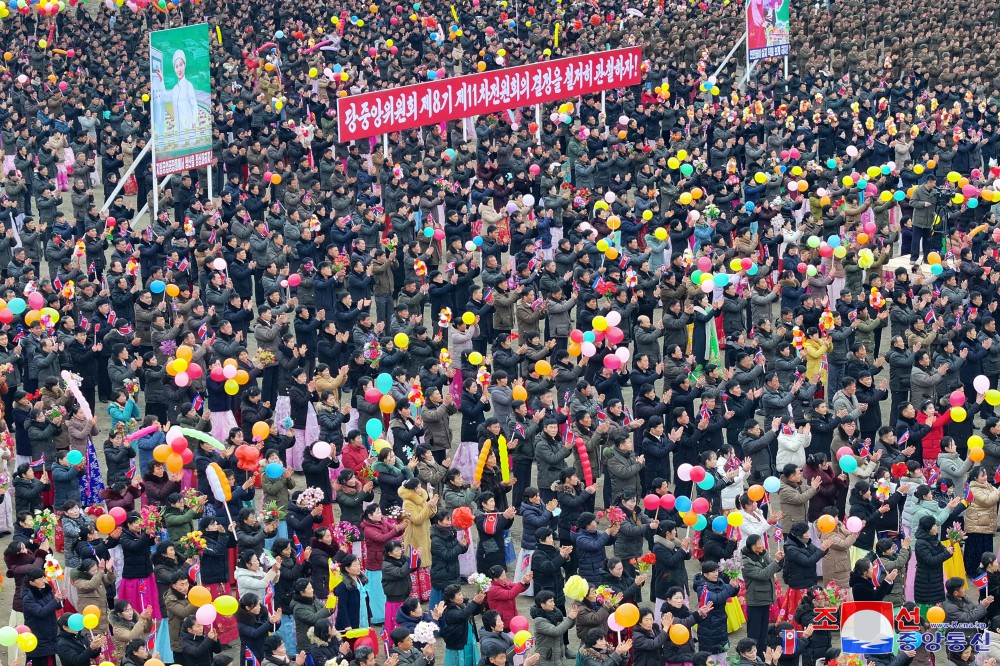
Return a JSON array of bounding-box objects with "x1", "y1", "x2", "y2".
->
[
  {"x1": 605, "y1": 327, "x2": 625, "y2": 345},
  {"x1": 0, "y1": 308, "x2": 12, "y2": 324},
  {"x1": 288, "y1": 274, "x2": 302, "y2": 287},
  {"x1": 187, "y1": 363, "x2": 203, "y2": 379},
  {"x1": 109, "y1": 506, "x2": 127, "y2": 525},
  {"x1": 797, "y1": 262, "x2": 807, "y2": 274},
  {"x1": 689, "y1": 466, "x2": 706, "y2": 483},
  {"x1": 364, "y1": 388, "x2": 382, "y2": 404},
  {"x1": 452, "y1": 506, "x2": 475, "y2": 530},
  {"x1": 170, "y1": 437, "x2": 188, "y2": 454},
  {"x1": 692, "y1": 497, "x2": 710, "y2": 514},
  {"x1": 570, "y1": 329, "x2": 584, "y2": 344},
  {"x1": 642, "y1": 494, "x2": 660, "y2": 511},
  {"x1": 210, "y1": 367, "x2": 226, "y2": 381},
  {"x1": 510, "y1": 616, "x2": 529, "y2": 634},
  {"x1": 16, "y1": 625, "x2": 30, "y2": 634},
  {"x1": 180, "y1": 448, "x2": 194, "y2": 465},
  {"x1": 659, "y1": 493, "x2": 676, "y2": 510},
  {"x1": 592, "y1": 329, "x2": 605, "y2": 343}
]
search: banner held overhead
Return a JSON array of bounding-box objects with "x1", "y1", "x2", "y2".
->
[
  {"x1": 746, "y1": 0, "x2": 790, "y2": 63},
  {"x1": 337, "y1": 47, "x2": 643, "y2": 142},
  {"x1": 150, "y1": 23, "x2": 213, "y2": 177}
]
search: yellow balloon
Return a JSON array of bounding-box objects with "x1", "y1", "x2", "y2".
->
[
  {"x1": 679, "y1": 192, "x2": 693, "y2": 205},
  {"x1": 754, "y1": 172, "x2": 767, "y2": 184},
  {"x1": 677, "y1": 149, "x2": 688, "y2": 161},
  {"x1": 213, "y1": 595, "x2": 239, "y2": 616},
  {"x1": 951, "y1": 406, "x2": 967, "y2": 422},
  {"x1": 83, "y1": 614, "x2": 99, "y2": 630},
  {"x1": 468, "y1": 351, "x2": 484, "y2": 365},
  {"x1": 462, "y1": 312, "x2": 476, "y2": 326},
  {"x1": 393, "y1": 333, "x2": 409, "y2": 349},
  {"x1": 986, "y1": 390, "x2": 1000, "y2": 406},
  {"x1": 596, "y1": 239, "x2": 610, "y2": 252},
  {"x1": 654, "y1": 227, "x2": 668, "y2": 240},
  {"x1": 173, "y1": 358, "x2": 188, "y2": 373},
  {"x1": 969, "y1": 436, "x2": 985, "y2": 449},
  {"x1": 373, "y1": 438, "x2": 390, "y2": 452},
  {"x1": 176, "y1": 345, "x2": 193, "y2": 362},
  {"x1": 593, "y1": 316, "x2": 608, "y2": 331},
  {"x1": 309, "y1": 67, "x2": 318, "y2": 77},
  {"x1": 224, "y1": 379, "x2": 239, "y2": 395}
]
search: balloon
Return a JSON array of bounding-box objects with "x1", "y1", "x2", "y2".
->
[
  {"x1": 974, "y1": 375, "x2": 991, "y2": 394},
  {"x1": 149, "y1": 280, "x2": 166, "y2": 294},
  {"x1": 27, "y1": 292, "x2": 44, "y2": 310},
  {"x1": 510, "y1": 616, "x2": 529, "y2": 634},
  {"x1": 607, "y1": 614, "x2": 624, "y2": 632},
  {"x1": 379, "y1": 395, "x2": 396, "y2": 414},
  {"x1": 971, "y1": 447, "x2": 985, "y2": 463},
  {"x1": 83, "y1": 613, "x2": 99, "y2": 630},
  {"x1": 512, "y1": 630, "x2": 533, "y2": 648},
  {"x1": 17, "y1": 634, "x2": 36, "y2": 652},
  {"x1": 711, "y1": 516, "x2": 728, "y2": 532},
  {"x1": 265, "y1": 462, "x2": 284, "y2": 479},
  {"x1": 65, "y1": 449, "x2": 83, "y2": 466},
  {"x1": 366, "y1": 419, "x2": 384, "y2": 439},
  {"x1": 987, "y1": 390, "x2": 1000, "y2": 406},
  {"x1": 845, "y1": 517, "x2": 863, "y2": 533},
  {"x1": 451, "y1": 506, "x2": 474, "y2": 530},
  {"x1": 223, "y1": 364, "x2": 238, "y2": 380},
  {"x1": 394, "y1": 332, "x2": 409, "y2": 349},
  {"x1": 580, "y1": 342, "x2": 597, "y2": 357},
  {"x1": 512, "y1": 386, "x2": 528, "y2": 401},
  {"x1": 176, "y1": 345, "x2": 193, "y2": 362},
  {"x1": 727, "y1": 512, "x2": 744, "y2": 526},
  {"x1": 969, "y1": 436, "x2": 985, "y2": 449},
  {"x1": 365, "y1": 388, "x2": 382, "y2": 404},
  {"x1": 252, "y1": 421, "x2": 270, "y2": 441},
  {"x1": 224, "y1": 379, "x2": 239, "y2": 395},
  {"x1": 213, "y1": 595, "x2": 238, "y2": 616},
  {"x1": 692, "y1": 515, "x2": 708, "y2": 531},
  {"x1": 762, "y1": 476, "x2": 781, "y2": 493},
  {"x1": 196, "y1": 604, "x2": 218, "y2": 625},
  {"x1": 165, "y1": 452, "x2": 184, "y2": 473},
  {"x1": 697, "y1": 475, "x2": 716, "y2": 490},
  {"x1": 669, "y1": 623, "x2": 690, "y2": 644},
  {"x1": 691, "y1": 498, "x2": 710, "y2": 514},
  {"x1": 312, "y1": 442, "x2": 332, "y2": 459},
  {"x1": 462, "y1": 312, "x2": 476, "y2": 325},
  {"x1": 816, "y1": 515, "x2": 837, "y2": 533},
  {"x1": 926, "y1": 606, "x2": 945, "y2": 624},
  {"x1": 615, "y1": 348, "x2": 631, "y2": 364},
  {"x1": 96, "y1": 514, "x2": 116, "y2": 534},
  {"x1": 951, "y1": 406, "x2": 967, "y2": 423},
  {"x1": 603, "y1": 355, "x2": 621, "y2": 371},
  {"x1": 108, "y1": 507, "x2": 127, "y2": 525},
  {"x1": 592, "y1": 316, "x2": 608, "y2": 332},
  {"x1": 0, "y1": 627, "x2": 17, "y2": 647},
  {"x1": 534, "y1": 360, "x2": 552, "y2": 376},
  {"x1": 840, "y1": 456, "x2": 859, "y2": 474},
  {"x1": 689, "y1": 466, "x2": 706, "y2": 483},
  {"x1": 643, "y1": 494, "x2": 660, "y2": 511},
  {"x1": 677, "y1": 463, "x2": 693, "y2": 481},
  {"x1": 659, "y1": 494, "x2": 676, "y2": 510},
  {"x1": 949, "y1": 391, "x2": 966, "y2": 407},
  {"x1": 674, "y1": 496, "x2": 692, "y2": 513},
  {"x1": 469, "y1": 351, "x2": 484, "y2": 365},
  {"x1": 747, "y1": 485, "x2": 765, "y2": 501},
  {"x1": 67, "y1": 614, "x2": 85, "y2": 631},
  {"x1": 614, "y1": 603, "x2": 639, "y2": 628},
  {"x1": 376, "y1": 372, "x2": 393, "y2": 394}
]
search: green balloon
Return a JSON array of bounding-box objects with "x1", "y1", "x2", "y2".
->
[
  {"x1": 691, "y1": 269, "x2": 703, "y2": 284},
  {"x1": 0, "y1": 626, "x2": 17, "y2": 647},
  {"x1": 807, "y1": 235, "x2": 821, "y2": 248},
  {"x1": 680, "y1": 163, "x2": 694, "y2": 176}
]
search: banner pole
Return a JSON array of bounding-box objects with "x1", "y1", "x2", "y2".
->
[
  {"x1": 152, "y1": 136, "x2": 159, "y2": 223},
  {"x1": 207, "y1": 160, "x2": 213, "y2": 203},
  {"x1": 712, "y1": 30, "x2": 747, "y2": 83}
]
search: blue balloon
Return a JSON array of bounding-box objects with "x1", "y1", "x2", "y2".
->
[
  {"x1": 714, "y1": 273, "x2": 730, "y2": 288},
  {"x1": 366, "y1": 418, "x2": 384, "y2": 439},
  {"x1": 968, "y1": 198, "x2": 980, "y2": 209},
  {"x1": 473, "y1": 236, "x2": 484, "y2": 247},
  {"x1": 333, "y1": 64, "x2": 342, "y2": 73},
  {"x1": 275, "y1": 30, "x2": 284, "y2": 39},
  {"x1": 375, "y1": 372, "x2": 393, "y2": 394},
  {"x1": 744, "y1": 202, "x2": 755, "y2": 212},
  {"x1": 66, "y1": 450, "x2": 83, "y2": 466},
  {"x1": 826, "y1": 159, "x2": 837, "y2": 169},
  {"x1": 423, "y1": 226, "x2": 435, "y2": 237},
  {"x1": 746, "y1": 264, "x2": 759, "y2": 276},
  {"x1": 68, "y1": 614, "x2": 85, "y2": 632},
  {"x1": 350, "y1": 15, "x2": 358, "y2": 23},
  {"x1": 762, "y1": 476, "x2": 781, "y2": 493},
  {"x1": 693, "y1": 515, "x2": 707, "y2": 531},
  {"x1": 711, "y1": 516, "x2": 728, "y2": 533},
  {"x1": 881, "y1": 165, "x2": 891, "y2": 175},
  {"x1": 839, "y1": 456, "x2": 858, "y2": 474},
  {"x1": 674, "y1": 496, "x2": 692, "y2": 513},
  {"x1": 930, "y1": 263, "x2": 944, "y2": 276},
  {"x1": 7, "y1": 297, "x2": 25, "y2": 314},
  {"x1": 150, "y1": 279, "x2": 166, "y2": 294},
  {"x1": 827, "y1": 235, "x2": 841, "y2": 248},
  {"x1": 583, "y1": 331, "x2": 596, "y2": 343},
  {"x1": 427, "y1": 70, "x2": 437, "y2": 80},
  {"x1": 893, "y1": 190, "x2": 905, "y2": 201},
  {"x1": 697, "y1": 475, "x2": 715, "y2": 490},
  {"x1": 265, "y1": 462, "x2": 285, "y2": 479},
  {"x1": 856, "y1": 179, "x2": 868, "y2": 190},
  {"x1": 778, "y1": 165, "x2": 786, "y2": 173}
]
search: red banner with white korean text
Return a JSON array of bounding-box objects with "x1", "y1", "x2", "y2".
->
[{"x1": 336, "y1": 47, "x2": 643, "y2": 142}]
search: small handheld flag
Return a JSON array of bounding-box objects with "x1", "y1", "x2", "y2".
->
[
  {"x1": 408, "y1": 545, "x2": 421, "y2": 568},
  {"x1": 871, "y1": 557, "x2": 885, "y2": 589},
  {"x1": 292, "y1": 533, "x2": 305, "y2": 564},
  {"x1": 245, "y1": 647, "x2": 260, "y2": 666},
  {"x1": 772, "y1": 524, "x2": 784, "y2": 544},
  {"x1": 698, "y1": 586, "x2": 709, "y2": 608},
  {"x1": 973, "y1": 571, "x2": 989, "y2": 590},
  {"x1": 782, "y1": 629, "x2": 797, "y2": 655}
]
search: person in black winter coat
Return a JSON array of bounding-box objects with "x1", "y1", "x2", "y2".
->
[
  {"x1": 22, "y1": 567, "x2": 61, "y2": 663},
  {"x1": 55, "y1": 615, "x2": 105, "y2": 666},
  {"x1": 661, "y1": 587, "x2": 704, "y2": 664},
  {"x1": 459, "y1": 378, "x2": 491, "y2": 442},
  {"x1": 782, "y1": 522, "x2": 831, "y2": 591},
  {"x1": 430, "y1": 511, "x2": 469, "y2": 594},
  {"x1": 13, "y1": 463, "x2": 49, "y2": 515},
  {"x1": 179, "y1": 615, "x2": 224, "y2": 666},
  {"x1": 197, "y1": 517, "x2": 231, "y2": 587},
  {"x1": 914, "y1": 515, "x2": 953, "y2": 604},
  {"x1": 849, "y1": 558, "x2": 898, "y2": 603},
  {"x1": 236, "y1": 591, "x2": 281, "y2": 663},
  {"x1": 847, "y1": 481, "x2": 885, "y2": 552},
  {"x1": 120, "y1": 511, "x2": 155, "y2": 583},
  {"x1": 691, "y1": 561, "x2": 740, "y2": 655},
  {"x1": 700, "y1": 521, "x2": 738, "y2": 563},
  {"x1": 632, "y1": 608, "x2": 671, "y2": 666},
  {"x1": 531, "y1": 528, "x2": 573, "y2": 608},
  {"x1": 438, "y1": 583, "x2": 486, "y2": 652},
  {"x1": 103, "y1": 431, "x2": 136, "y2": 488},
  {"x1": 573, "y1": 512, "x2": 619, "y2": 585}
]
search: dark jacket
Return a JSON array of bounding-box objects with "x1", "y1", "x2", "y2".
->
[
  {"x1": 913, "y1": 524, "x2": 951, "y2": 603},
  {"x1": 180, "y1": 631, "x2": 223, "y2": 666},
  {"x1": 56, "y1": 629, "x2": 102, "y2": 666},
  {"x1": 691, "y1": 572, "x2": 738, "y2": 652},
  {"x1": 782, "y1": 533, "x2": 826, "y2": 590},
  {"x1": 119, "y1": 527, "x2": 154, "y2": 579},
  {"x1": 439, "y1": 599, "x2": 482, "y2": 650},
  {"x1": 430, "y1": 523, "x2": 468, "y2": 591},
  {"x1": 531, "y1": 542, "x2": 569, "y2": 606},
  {"x1": 22, "y1": 583, "x2": 60, "y2": 656}
]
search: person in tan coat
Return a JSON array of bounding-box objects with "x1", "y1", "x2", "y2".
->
[
  {"x1": 776, "y1": 464, "x2": 821, "y2": 534},
  {"x1": 400, "y1": 480, "x2": 438, "y2": 567},
  {"x1": 819, "y1": 509, "x2": 858, "y2": 589},
  {"x1": 963, "y1": 466, "x2": 1000, "y2": 571},
  {"x1": 163, "y1": 574, "x2": 198, "y2": 655},
  {"x1": 108, "y1": 601, "x2": 154, "y2": 664}
]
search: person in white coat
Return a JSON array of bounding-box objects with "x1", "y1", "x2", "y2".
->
[
  {"x1": 718, "y1": 445, "x2": 751, "y2": 512},
  {"x1": 735, "y1": 492, "x2": 783, "y2": 552},
  {"x1": 775, "y1": 417, "x2": 811, "y2": 471}
]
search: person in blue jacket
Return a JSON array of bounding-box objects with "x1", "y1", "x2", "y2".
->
[
  {"x1": 691, "y1": 560, "x2": 740, "y2": 661},
  {"x1": 22, "y1": 566, "x2": 62, "y2": 666}
]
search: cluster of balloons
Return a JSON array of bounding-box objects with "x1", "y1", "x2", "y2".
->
[
  {"x1": 165, "y1": 345, "x2": 205, "y2": 388},
  {"x1": 422, "y1": 225, "x2": 446, "y2": 241},
  {"x1": 0, "y1": 290, "x2": 59, "y2": 327},
  {"x1": 153, "y1": 427, "x2": 194, "y2": 474},
  {"x1": 677, "y1": 187, "x2": 706, "y2": 207},
  {"x1": 207, "y1": 358, "x2": 251, "y2": 394},
  {"x1": 666, "y1": 149, "x2": 695, "y2": 176},
  {"x1": 95, "y1": 506, "x2": 128, "y2": 534},
  {"x1": 568, "y1": 310, "x2": 629, "y2": 362},
  {"x1": 363, "y1": 417, "x2": 391, "y2": 455},
  {"x1": 816, "y1": 513, "x2": 865, "y2": 534},
  {"x1": 66, "y1": 606, "x2": 103, "y2": 632},
  {"x1": 834, "y1": 445, "x2": 861, "y2": 474},
  {"x1": 364, "y1": 371, "x2": 397, "y2": 415},
  {"x1": 188, "y1": 585, "x2": 237, "y2": 623},
  {"x1": 149, "y1": 280, "x2": 181, "y2": 297},
  {"x1": 462, "y1": 235, "x2": 485, "y2": 252},
  {"x1": 609, "y1": 603, "x2": 640, "y2": 631},
  {"x1": 0, "y1": 624, "x2": 38, "y2": 651}
]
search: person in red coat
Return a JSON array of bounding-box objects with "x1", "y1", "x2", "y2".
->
[
  {"x1": 340, "y1": 430, "x2": 369, "y2": 473},
  {"x1": 484, "y1": 564, "x2": 531, "y2": 630},
  {"x1": 917, "y1": 401, "x2": 953, "y2": 467}
]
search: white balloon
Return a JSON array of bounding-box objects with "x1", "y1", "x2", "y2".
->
[
  {"x1": 689, "y1": 210, "x2": 701, "y2": 222},
  {"x1": 618, "y1": 115, "x2": 630, "y2": 127},
  {"x1": 523, "y1": 194, "x2": 535, "y2": 207},
  {"x1": 615, "y1": 347, "x2": 630, "y2": 363},
  {"x1": 605, "y1": 191, "x2": 617, "y2": 203},
  {"x1": 581, "y1": 342, "x2": 597, "y2": 357}
]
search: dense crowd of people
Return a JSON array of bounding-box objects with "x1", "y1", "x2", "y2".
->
[{"x1": 4, "y1": 0, "x2": 1000, "y2": 666}]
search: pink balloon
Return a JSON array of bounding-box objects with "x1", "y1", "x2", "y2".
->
[
  {"x1": 963, "y1": 184, "x2": 979, "y2": 199},
  {"x1": 592, "y1": 330, "x2": 605, "y2": 343},
  {"x1": 187, "y1": 363, "x2": 203, "y2": 379},
  {"x1": 689, "y1": 466, "x2": 706, "y2": 483},
  {"x1": 280, "y1": 280, "x2": 289, "y2": 288},
  {"x1": 603, "y1": 355, "x2": 621, "y2": 370},
  {"x1": 949, "y1": 390, "x2": 966, "y2": 407},
  {"x1": 605, "y1": 311, "x2": 622, "y2": 327},
  {"x1": 263, "y1": 171, "x2": 273, "y2": 182},
  {"x1": 845, "y1": 516, "x2": 863, "y2": 533},
  {"x1": 434, "y1": 229, "x2": 445, "y2": 240},
  {"x1": 819, "y1": 244, "x2": 833, "y2": 258},
  {"x1": 175, "y1": 371, "x2": 190, "y2": 387},
  {"x1": 697, "y1": 256, "x2": 712, "y2": 272},
  {"x1": 210, "y1": 367, "x2": 225, "y2": 382},
  {"x1": 223, "y1": 364, "x2": 238, "y2": 380},
  {"x1": 863, "y1": 221, "x2": 877, "y2": 235},
  {"x1": 196, "y1": 604, "x2": 217, "y2": 625},
  {"x1": 27, "y1": 292, "x2": 44, "y2": 310},
  {"x1": 643, "y1": 494, "x2": 660, "y2": 511},
  {"x1": 691, "y1": 498, "x2": 710, "y2": 514},
  {"x1": 510, "y1": 616, "x2": 529, "y2": 634},
  {"x1": 615, "y1": 347, "x2": 630, "y2": 364},
  {"x1": 789, "y1": 148, "x2": 801, "y2": 159},
  {"x1": 212, "y1": 258, "x2": 227, "y2": 271},
  {"x1": 677, "y1": 463, "x2": 693, "y2": 482},
  {"x1": 288, "y1": 274, "x2": 302, "y2": 287},
  {"x1": 659, "y1": 493, "x2": 676, "y2": 510},
  {"x1": 312, "y1": 442, "x2": 332, "y2": 459},
  {"x1": 606, "y1": 327, "x2": 625, "y2": 345},
  {"x1": 836, "y1": 446, "x2": 853, "y2": 459},
  {"x1": 608, "y1": 615, "x2": 624, "y2": 632},
  {"x1": 529, "y1": 164, "x2": 541, "y2": 175}
]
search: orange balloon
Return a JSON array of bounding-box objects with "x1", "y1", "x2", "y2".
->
[
  {"x1": 605, "y1": 247, "x2": 620, "y2": 260},
  {"x1": 165, "y1": 360, "x2": 179, "y2": 376},
  {"x1": 379, "y1": 394, "x2": 396, "y2": 414},
  {"x1": 797, "y1": 180, "x2": 809, "y2": 192},
  {"x1": 970, "y1": 447, "x2": 985, "y2": 463},
  {"x1": 512, "y1": 386, "x2": 528, "y2": 401},
  {"x1": 82, "y1": 605, "x2": 101, "y2": 618},
  {"x1": 165, "y1": 452, "x2": 184, "y2": 473},
  {"x1": 224, "y1": 358, "x2": 239, "y2": 368},
  {"x1": 534, "y1": 360, "x2": 552, "y2": 376},
  {"x1": 252, "y1": 421, "x2": 270, "y2": 440},
  {"x1": 747, "y1": 485, "x2": 765, "y2": 502},
  {"x1": 681, "y1": 511, "x2": 698, "y2": 526},
  {"x1": 153, "y1": 444, "x2": 171, "y2": 463},
  {"x1": 691, "y1": 187, "x2": 703, "y2": 200},
  {"x1": 176, "y1": 345, "x2": 193, "y2": 362},
  {"x1": 568, "y1": 343, "x2": 582, "y2": 357},
  {"x1": 188, "y1": 586, "x2": 212, "y2": 607},
  {"x1": 614, "y1": 602, "x2": 640, "y2": 628},
  {"x1": 235, "y1": 369, "x2": 250, "y2": 385},
  {"x1": 166, "y1": 284, "x2": 180, "y2": 297},
  {"x1": 816, "y1": 514, "x2": 837, "y2": 534},
  {"x1": 926, "y1": 160, "x2": 937, "y2": 170},
  {"x1": 856, "y1": 232, "x2": 869, "y2": 245},
  {"x1": 925, "y1": 606, "x2": 945, "y2": 624},
  {"x1": 96, "y1": 514, "x2": 116, "y2": 534}
]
